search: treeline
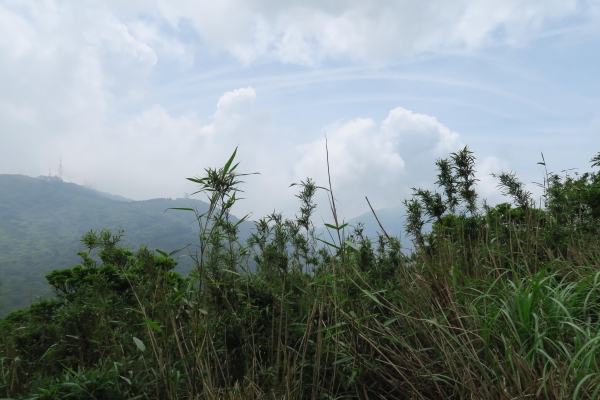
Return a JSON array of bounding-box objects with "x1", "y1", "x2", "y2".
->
[{"x1": 0, "y1": 148, "x2": 599, "y2": 399}]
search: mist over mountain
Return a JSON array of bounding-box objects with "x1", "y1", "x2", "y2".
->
[{"x1": 0, "y1": 174, "x2": 255, "y2": 314}]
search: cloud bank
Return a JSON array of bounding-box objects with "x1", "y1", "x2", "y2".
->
[
  {"x1": 0, "y1": 0, "x2": 576, "y2": 222},
  {"x1": 150, "y1": 0, "x2": 594, "y2": 64},
  {"x1": 79, "y1": 88, "x2": 469, "y2": 220}
]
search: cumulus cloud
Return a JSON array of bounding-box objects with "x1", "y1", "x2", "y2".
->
[
  {"x1": 57, "y1": 89, "x2": 472, "y2": 223},
  {"x1": 294, "y1": 107, "x2": 464, "y2": 219}
]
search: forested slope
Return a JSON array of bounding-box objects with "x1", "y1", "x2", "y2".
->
[{"x1": 0, "y1": 174, "x2": 253, "y2": 313}]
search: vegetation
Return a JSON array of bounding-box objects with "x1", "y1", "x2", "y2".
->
[
  {"x1": 0, "y1": 146, "x2": 599, "y2": 399},
  {"x1": 0, "y1": 175, "x2": 253, "y2": 313}
]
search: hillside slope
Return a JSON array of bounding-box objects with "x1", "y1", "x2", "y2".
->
[{"x1": 0, "y1": 174, "x2": 253, "y2": 314}]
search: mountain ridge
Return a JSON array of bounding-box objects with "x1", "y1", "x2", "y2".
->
[{"x1": 0, "y1": 174, "x2": 255, "y2": 314}]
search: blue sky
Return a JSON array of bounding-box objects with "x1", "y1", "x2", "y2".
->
[{"x1": 1, "y1": 0, "x2": 599, "y2": 221}]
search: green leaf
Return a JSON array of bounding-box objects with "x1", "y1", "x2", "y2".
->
[
  {"x1": 37, "y1": 343, "x2": 57, "y2": 362},
  {"x1": 168, "y1": 244, "x2": 191, "y2": 257},
  {"x1": 233, "y1": 214, "x2": 250, "y2": 228},
  {"x1": 361, "y1": 289, "x2": 381, "y2": 305},
  {"x1": 332, "y1": 356, "x2": 354, "y2": 365},
  {"x1": 573, "y1": 373, "x2": 596, "y2": 400},
  {"x1": 383, "y1": 316, "x2": 399, "y2": 327},
  {"x1": 345, "y1": 240, "x2": 360, "y2": 251},
  {"x1": 173, "y1": 291, "x2": 186, "y2": 303},
  {"x1": 324, "y1": 222, "x2": 349, "y2": 231},
  {"x1": 155, "y1": 249, "x2": 168, "y2": 258},
  {"x1": 223, "y1": 147, "x2": 238, "y2": 175},
  {"x1": 143, "y1": 318, "x2": 163, "y2": 334},
  {"x1": 223, "y1": 269, "x2": 241, "y2": 276},
  {"x1": 347, "y1": 370, "x2": 358, "y2": 387},
  {"x1": 133, "y1": 337, "x2": 146, "y2": 352},
  {"x1": 166, "y1": 207, "x2": 195, "y2": 212},
  {"x1": 316, "y1": 238, "x2": 339, "y2": 250}
]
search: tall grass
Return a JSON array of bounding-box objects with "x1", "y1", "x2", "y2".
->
[{"x1": 1, "y1": 146, "x2": 599, "y2": 399}]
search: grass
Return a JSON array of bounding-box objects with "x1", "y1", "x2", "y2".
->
[{"x1": 0, "y1": 146, "x2": 599, "y2": 399}]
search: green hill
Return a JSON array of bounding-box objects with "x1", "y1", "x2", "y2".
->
[{"x1": 0, "y1": 174, "x2": 253, "y2": 314}]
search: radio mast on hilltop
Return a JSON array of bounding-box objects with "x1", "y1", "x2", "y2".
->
[{"x1": 57, "y1": 156, "x2": 63, "y2": 181}]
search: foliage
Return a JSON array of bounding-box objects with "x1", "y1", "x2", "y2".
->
[{"x1": 1, "y1": 147, "x2": 599, "y2": 399}]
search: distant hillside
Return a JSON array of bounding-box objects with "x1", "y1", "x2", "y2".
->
[
  {"x1": 316, "y1": 205, "x2": 412, "y2": 252},
  {"x1": 0, "y1": 174, "x2": 254, "y2": 314}
]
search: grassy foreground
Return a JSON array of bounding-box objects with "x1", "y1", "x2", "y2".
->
[{"x1": 1, "y1": 147, "x2": 600, "y2": 399}]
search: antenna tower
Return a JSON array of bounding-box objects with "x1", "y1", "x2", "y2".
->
[{"x1": 58, "y1": 156, "x2": 63, "y2": 181}]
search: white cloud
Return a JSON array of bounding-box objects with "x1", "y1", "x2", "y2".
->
[
  {"x1": 0, "y1": 0, "x2": 168, "y2": 175},
  {"x1": 476, "y1": 156, "x2": 509, "y2": 205},
  {"x1": 149, "y1": 0, "x2": 592, "y2": 65},
  {"x1": 56, "y1": 90, "x2": 470, "y2": 223},
  {"x1": 127, "y1": 19, "x2": 193, "y2": 67},
  {"x1": 61, "y1": 87, "x2": 265, "y2": 202},
  {"x1": 1, "y1": 0, "x2": 544, "y2": 221},
  {"x1": 294, "y1": 107, "x2": 463, "y2": 219}
]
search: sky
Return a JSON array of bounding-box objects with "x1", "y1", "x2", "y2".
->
[{"x1": 1, "y1": 0, "x2": 599, "y2": 223}]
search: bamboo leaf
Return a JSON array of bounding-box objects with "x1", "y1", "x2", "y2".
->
[
  {"x1": 133, "y1": 337, "x2": 146, "y2": 352},
  {"x1": 333, "y1": 356, "x2": 354, "y2": 365},
  {"x1": 345, "y1": 240, "x2": 360, "y2": 251},
  {"x1": 361, "y1": 289, "x2": 382, "y2": 305},
  {"x1": 223, "y1": 269, "x2": 241, "y2": 276},
  {"x1": 143, "y1": 318, "x2": 163, "y2": 334},
  {"x1": 155, "y1": 249, "x2": 168, "y2": 258},
  {"x1": 166, "y1": 207, "x2": 195, "y2": 212},
  {"x1": 168, "y1": 244, "x2": 191, "y2": 257},
  {"x1": 347, "y1": 370, "x2": 358, "y2": 388},
  {"x1": 223, "y1": 147, "x2": 238, "y2": 175},
  {"x1": 316, "y1": 238, "x2": 339, "y2": 250},
  {"x1": 324, "y1": 222, "x2": 349, "y2": 231}
]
